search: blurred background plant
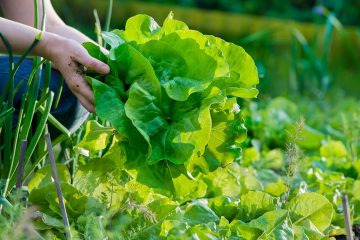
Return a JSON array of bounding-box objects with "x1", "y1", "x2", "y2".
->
[{"x1": 53, "y1": 0, "x2": 360, "y2": 99}]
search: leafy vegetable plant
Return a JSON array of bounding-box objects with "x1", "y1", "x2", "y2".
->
[{"x1": 82, "y1": 13, "x2": 259, "y2": 195}]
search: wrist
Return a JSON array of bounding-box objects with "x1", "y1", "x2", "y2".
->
[{"x1": 34, "y1": 31, "x2": 64, "y2": 60}]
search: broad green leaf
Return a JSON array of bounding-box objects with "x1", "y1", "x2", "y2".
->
[
  {"x1": 204, "y1": 98, "x2": 247, "y2": 169},
  {"x1": 147, "y1": 197, "x2": 178, "y2": 221},
  {"x1": 161, "y1": 12, "x2": 189, "y2": 34},
  {"x1": 260, "y1": 149, "x2": 284, "y2": 169},
  {"x1": 29, "y1": 183, "x2": 88, "y2": 222},
  {"x1": 171, "y1": 171, "x2": 207, "y2": 202},
  {"x1": 207, "y1": 35, "x2": 259, "y2": 98},
  {"x1": 208, "y1": 196, "x2": 238, "y2": 221},
  {"x1": 248, "y1": 210, "x2": 293, "y2": 239},
  {"x1": 123, "y1": 149, "x2": 177, "y2": 196},
  {"x1": 138, "y1": 33, "x2": 218, "y2": 101},
  {"x1": 91, "y1": 78, "x2": 148, "y2": 155},
  {"x1": 353, "y1": 199, "x2": 360, "y2": 224},
  {"x1": 320, "y1": 140, "x2": 348, "y2": 158},
  {"x1": 101, "y1": 30, "x2": 125, "y2": 49},
  {"x1": 183, "y1": 202, "x2": 219, "y2": 226},
  {"x1": 173, "y1": 30, "x2": 229, "y2": 79},
  {"x1": 296, "y1": 125, "x2": 324, "y2": 150},
  {"x1": 145, "y1": 88, "x2": 223, "y2": 165},
  {"x1": 84, "y1": 214, "x2": 107, "y2": 240},
  {"x1": 237, "y1": 191, "x2": 276, "y2": 222},
  {"x1": 160, "y1": 220, "x2": 187, "y2": 238},
  {"x1": 41, "y1": 213, "x2": 65, "y2": 229},
  {"x1": 109, "y1": 42, "x2": 161, "y2": 96},
  {"x1": 264, "y1": 182, "x2": 287, "y2": 197},
  {"x1": 73, "y1": 158, "x2": 126, "y2": 209},
  {"x1": 125, "y1": 82, "x2": 167, "y2": 141},
  {"x1": 120, "y1": 14, "x2": 161, "y2": 43},
  {"x1": 124, "y1": 151, "x2": 205, "y2": 199},
  {"x1": 185, "y1": 224, "x2": 219, "y2": 240},
  {"x1": 28, "y1": 164, "x2": 71, "y2": 192},
  {"x1": 242, "y1": 147, "x2": 261, "y2": 167},
  {"x1": 82, "y1": 42, "x2": 107, "y2": 64},
  {"x1": 201, "y1": 167, "x2": 241, "y2": 198},
  {"x1": 230, "y1": 220, "x2": 262, "y2": 239},
  {"x1": 353, "y1": 180, "x2": 360, "y2": 200},
  {"x1": 288, "y1": 192, "x2": 334, "y2": 232},
  {"x1": 76, "y1": 120, "x2": 114, "y2": 156},
  {"x1": 293, "y1": 225, "x2": 325, "y2": 240}
]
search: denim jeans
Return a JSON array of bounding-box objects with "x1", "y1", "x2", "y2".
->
[{"x1": 0, "y1": 56, "x2": 88, "y2": 137}]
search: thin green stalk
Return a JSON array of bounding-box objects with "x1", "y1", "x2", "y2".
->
[
  {"x1": 0, "y1": 33, "x2": 14, "y2": 111},
  {"x1": 0, "y1": 108, "x2": 15, "y2": 127},
  {"x1": 33, "y1": 0, "x2": 39, "y2": 29},
  {"x1": 320, "y1": 13, "x2": 334, "y2": 93},
  {"x1": 38, "y1": 106, "x2": 71, "y2": 137},
  {"x1": 342, "y1": 195, "x2": 353, "y2": 240},
  {"x1": 291, "y1": 28, "x2": 327, "y2": 93},
  {"x1": 53, "y1": 76, "x2": 64, "y2": 109},
  {"x1": 94, "y1": 9, "x2": 103, "y2": 46},
  {"x1": 290, "y1": 36, "x2": 300, "y2": 94},
  {"x1": 15, "y1": 140, "x2": 27, "y2": 189},
  {"x1": 13, "y1": 79, "x2": 24, "y2": 97},
  {"x1": 322, "y1": 14, "x2": 334, "y2": 71},
  {"x1": 0, "y1": 35, "x2": 43, "y2": 187},
  {"x1": 104, "y1": 0, "x2": 113, "y2": 32},
  {"x1": 7, "y1": 59, "x2": 45, "y2": 164},
  {"x1": 2, "y1": 58, "x2": 44, "y2": 196},
  {"x1": 9, "y1": 92, "x2": 54, "y2": 185},
  {"x1": 22, "y1": 133, "x2": 68, "y2": 184},
  {"x1": 40, "y1": 0, "x2": 46, "y2": 31},
  {"x1": 26, "y1": 93, "x2": 54, "y2": 165},
  {"x1": 37, "y1": 60, "x2": 51, "y2": 108},
  {"x1": 45, "y1": 132, "x2": 72, "y2": 240},
  {"x1": 0, "y1": 196, "x2": 13, "y2": 210}
]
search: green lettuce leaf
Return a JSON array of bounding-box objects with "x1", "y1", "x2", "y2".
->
[
  {"x1": 236, "y1": 191, "x2": 276, "y2": 222},
  {"x1": 288, "y1": 192, "x2": 334, "y2": 232},
  {"x1": 82, "y1": 12, "x2": 259, "y2": 196}
]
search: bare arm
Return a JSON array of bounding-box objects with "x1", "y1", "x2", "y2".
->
[
  {"x1": 0, "y1": 0, "x2": 108, "y2": 113},
  {"x1": 1, "y1": 0, "x2": 92, "y2": 44}
]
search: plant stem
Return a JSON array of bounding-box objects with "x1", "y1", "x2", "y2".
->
[
  {"x1": 15, "y1": 140, "x2": 27, "y2": 189},
  {"x1": 104, "y1": 0, "x2": 113, "y2": 32},
  {"x1": 45, "y1": 132, "x2": 72, "y2": 240},
  {"x1": 342, "y1": 194, "x2": 353, "y2": 240}
]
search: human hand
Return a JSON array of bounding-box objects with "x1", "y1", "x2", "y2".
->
[{"x1": 42, "y1": 34, "x2": 110, "y2": 113}]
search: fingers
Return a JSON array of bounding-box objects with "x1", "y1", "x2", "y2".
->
[
  {"x1": 67, "y1": 74, "x2": 94, "y2": 104},
  {"x1": 76, "y1": 49, "x2": 110, "y2": 74},
  {"x1": 64, "y1": 71, "x2": 95, "y2": 113},
  {"x1": 76, "y1": 92, "x2": 95, "y2": 113}
]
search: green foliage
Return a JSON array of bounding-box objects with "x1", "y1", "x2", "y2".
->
[
  {"x1": 8, "y1": 11, "x2": 358, "y2": 240},
  {"x1": 82, "y1": 13, "x2": 258, "y2": 196}
]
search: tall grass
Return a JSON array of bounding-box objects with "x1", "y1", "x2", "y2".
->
[
  {"x1": 0, "y1": 0, "x2": 71, "y2": 199},
  {"x1": 240, "y1": 6, "x2": 359, "y2": 98}
]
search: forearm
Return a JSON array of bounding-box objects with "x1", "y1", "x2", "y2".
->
[
  {"x1": 0, "y1": 17, "x2": 60, "y2": 59},
  {"x1": 46, "y1": 24, "x2": 94, "y2": 44}
]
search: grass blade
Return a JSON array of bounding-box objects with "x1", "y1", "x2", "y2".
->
[
  {"x1": 53, "y1": 76, "x2": 64, "y2": 110},
  {"x1": 15, "y1": 140, "x2": 27, "y2": 189},
  {"x1": 104, "y1": 0, "x2": 113, "y2": 32}
]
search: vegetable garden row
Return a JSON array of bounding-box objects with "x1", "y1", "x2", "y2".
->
[{"x1": 0, "y1": 11, "x2": 359, "y2": 240}]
